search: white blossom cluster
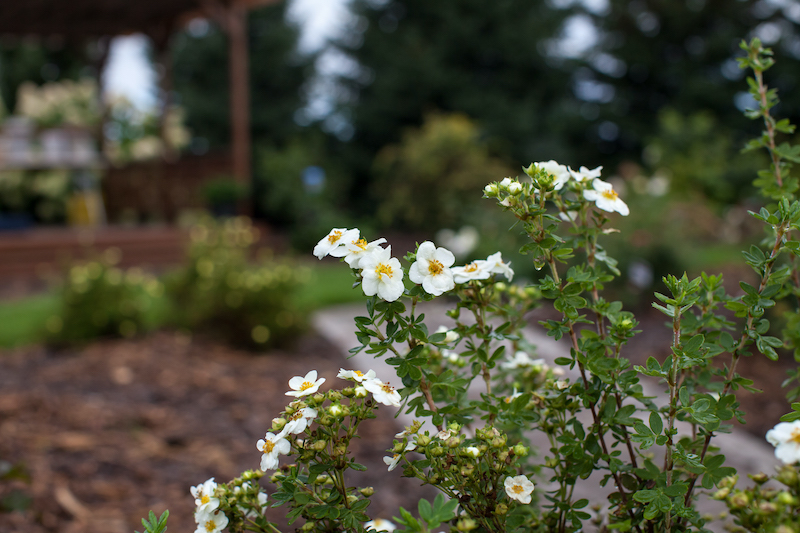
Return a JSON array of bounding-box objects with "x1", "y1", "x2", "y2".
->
[
  {"x1": 486, "y1": 160, "x2": 630, "y2": 216},
  {"x1": 314, "y1": 229, "x2": 514, "y2": 302},
  {"x1": 190, "y1": 478, "x2": 229, "y2": 533},
  {"x1": 255, "y1": 368, "x2": 403, "y2": 473}
]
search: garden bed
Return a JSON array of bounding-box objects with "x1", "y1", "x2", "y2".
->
[{"x1": 0, "y1": 331, "x2": 435, "y2": 533}]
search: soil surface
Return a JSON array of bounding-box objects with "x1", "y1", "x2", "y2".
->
[{"x1": 0, "y1": 332, "x2": 435, "y2": 533}]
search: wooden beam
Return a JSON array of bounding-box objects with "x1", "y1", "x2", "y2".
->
[{"x1": 227, "y1": 3, "x2": 251, "y2": 191}]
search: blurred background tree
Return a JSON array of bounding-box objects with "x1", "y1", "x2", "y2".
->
[{"x1": 171, "y1": 1, "x2": 315, "y2": 151}]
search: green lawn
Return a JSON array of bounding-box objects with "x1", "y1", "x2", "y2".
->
[{"x1": 0, "y1": 292, "x2": 58, "y2": 349}]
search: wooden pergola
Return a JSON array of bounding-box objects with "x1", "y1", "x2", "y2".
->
[{"x1": 0, "y1": 0, "x2": 281, "y2": 187}]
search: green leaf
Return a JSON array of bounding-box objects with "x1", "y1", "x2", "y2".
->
[{"x1": 649, "y1": 411, "x2": 663, "y2": 436}]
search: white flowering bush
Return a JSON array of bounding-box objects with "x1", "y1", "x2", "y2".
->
[{"x1": 135, "y1": 39, "x2": 800, "y2": 533}]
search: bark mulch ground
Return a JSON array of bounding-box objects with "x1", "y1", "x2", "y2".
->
[{"x1": 0, "y1": 332, "x2": 435, "y2": 533}]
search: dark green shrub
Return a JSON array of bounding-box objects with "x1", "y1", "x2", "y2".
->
[
  {"x1": 165, "y1": 216, "x2": 308, "y2": 350},
  {"x1": 45, "y1": 251, "x2": 163, "y2": 346}
]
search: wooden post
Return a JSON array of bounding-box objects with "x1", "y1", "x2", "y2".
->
[{"x1": 227, "y1": 3, "x2": 251, "y2": 195}]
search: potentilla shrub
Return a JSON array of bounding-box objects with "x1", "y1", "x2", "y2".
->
[
  {"x1": 137, "y1": 39, "x2": 800, "y2": 533},
  {"x1": 45, "y1": 250, "x2": 163, "y2": 346},
  {"x1": 164, "y1": 216, "x2": 307, "y2": 350}
]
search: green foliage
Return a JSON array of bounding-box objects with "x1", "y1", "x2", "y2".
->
[
  {"x1": 201, "y1": 177, "x2": 250, "y2": 206},
  {"x1": 164, "y1": 216, "x2": 307, "y2": 349},
  {"x1": 0, "y1": 169, "x2": 72, "y2": 223},
  {"x1": 135, "y1": 510, "x2": 169, "y2": 533},
  {"x1": 371, "y1": 112, "x2": 514, "y2": 231},
  {"x1": 46, "y1": 251, "x2": 163, "y2": 346},
  {"x1": 171, "y1": 3, "x2": 314, "y2": 150}
]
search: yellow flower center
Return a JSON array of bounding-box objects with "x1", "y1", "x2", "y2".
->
[
  {"x1": 289, "y1": 411, "x2": 303, "y2": 421},
  {"x1": 355, "y1": 370, "x2": 364, "y2": 377},
  {"x1": 600, "y1": 189, "x2": 619, "y2": 201},
  {"x1": 262, "y1": 440, "x2": 275, "y2": 453},
  {"x1": 353, "y1": 238, "x2": 369, "y2": 250},
  {"x1": 464, "y1": 262, "x2": 479, "y2": 272},
  {"x1": 327, "y1": 230, "x2": 343, "y2": 244},
  {"x1": 511, "y1": 484, "x2": 525, "y2": 494},
  {"x1": 205, "y1": 519, "x2": 217, "y2": 533},
  {"x1": 428, "y1": 260, "x2": 444, "y2": 276},
  {"x1": 300, "y1": 381, "x2": 315, "y2": 391},
  {"x1": 381, "y1": 383, "x2": 395, "y2": 393},
  {"x1": 200, "y1": 494, "x2": 210, "y2": 505},
  {"x1": 790, "y1": 428, "x2": 800, "y2": 444},
  {"x1": 376, "y1": 263, "x2": 393, "y2": 277}
]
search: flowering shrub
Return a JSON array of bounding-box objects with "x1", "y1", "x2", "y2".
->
[
  {"x1": 45, "y1": 249, "x2": 163, "y2": 346},
  {"x1": 164, "y1": 216, "x2": 308, "y2": 349},
  {"x1": 140, "y1": 39, "x2": 800, "y2": 533}
]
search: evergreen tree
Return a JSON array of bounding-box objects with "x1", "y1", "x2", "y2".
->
[
  {"x1": 331, "y1": 0, "x2": 589, "y2": 186},
  {"x1": 171, "y1": 3, "x2": 315, "y2": 150}
]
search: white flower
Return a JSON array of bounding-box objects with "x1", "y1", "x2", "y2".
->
[
  {"x1": 409, "y1": 241, "x2": 455, "y2": 296},
  {"x1": 451, "y1": 260, "x2": 492, "y2": 284},
  {"x1": 435, "y1": 325, "x2": 460, "y2": 344},
  {"x1": 767, "y1": 421, "x2": 800, "y2": 464},
  {"x1": 190, "y1": 478, "x2": 219, "y2": 513},
  {"x1": 257, "y1": 431, "x2": 291, "y2": 471},
  {"x1": 342, "y1": 237, "x2": 388, "y2": 268},
  {"x1": 535, "y1": 160, "x2": 572, "y2": 190},
  {"x1": 284, "y1": 407, "x2": 317, "y2": 434},
  {"x1": 504, "y1": 388, "x2": 523, "y2": 404},
  {"x1": 436, "y1": 429, "x2": 456, "y2": 440},
  {"x1": 363, "y1": 378, "x2": 402, "y2": 407},
  {"x1": 507, "y1": 181, "x2": 523, "y2": 194},
  {"x1": 569, "y1": 165, "x2": 603, "y2": 183},
  {"x1": 328, "y1": 404, "x2": 344, "y2": 417},
  {"x1": 443, "y1": 349, "x2": 462, "y2": 365},
  {"x1": 360, "y1": 246, "x2": 405, "y2": 302},
  {"x1": 354, "y1": 385, "x2": 368, "y2": 398},
  {"x1": 583, "y1": 178, "x2": 629, "y2": 216},
  {"x1": 465, "y1": 446, "x2": 481, "y2": 458},
  {"x1": 555, "y1": 380, "x2": 569, "y2": 390},
  {"x1": 313, "y1": 228, "x2": 360, "y2": 259},
  {"x1": 194, "y1": 509, "x2": 229, "y2": 533},
  {"x1": 484, "y1": 252, "x2": 514, "y2": 281},
  {"x1": 384, "y1": 453, "x2": 402, "y2": 471},
  {"x1": 504, "y1": 475, "x2": 535, "y2": 504},
  {"x1": 500, "y1": 351, "x2": 544, "y2": 370},
  {"x1": 286, "y1": 370, "x2": 326, "y2": 397},
  {"x1": 499, "y1": 177, "x2": 513, "y2": 189},
  {"x1": 484, "y1": 183, "x2": 499, "y2": 196},
  {"x1": 365, "y1": 518, "x2": 397, "y2": 532},
  {"x1": 559, "y1": 210, "x2": 578, "y2": 222},
  {"x1": 337, "y1": 368, "x2": 377, "y2": 383}
]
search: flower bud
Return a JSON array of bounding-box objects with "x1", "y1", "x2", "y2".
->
[
  {"x1": 354, "y1": 386, "x2": 368, "y2": 398},
  {"x1": 428, "y1": 473, "x2": 440, "y2": 484},
  {"x1": 347, "y1": 495, "x2": 359, "y2": 504},
  {"x1": 341, "y1": 387, "x2": 355, "y2": 397},
  {"x1": 430, "y1": 446, "x2": 445, "y2": 457},
  {"x1": 464, "y1": 446, "x2": 481, "y2": 458},
  {"x1": 328, "y1": 390, "x2": 342, "y2": 402},
  {"x1": 460, "y1": 465, "x2": 475, "y2": 477},
  {"x1": 497, "y1": 451, "x2": 509, "y2": 465},
  {"x1": 719, "y1": 475, "x2": 739, "y2": 489},
  {"x1": 484, "y1": 183, "x2": 499, "y2": 197},
  {"x1": 728, "y1": 492, "x2": 749, "y2": 509},
  {"x1": 712, "y1": 488, "x2": 730, "y2": 500},
  {"x1": 360, "y1": 487, "x2": 374, "y2": 497},
  {"x1": 313, "y1": 393, "x2": 325, "y2": 404},
  {"x1": 416, "y1": 435, "x2": 431, "y2": 447},
  {"x1": 328, "y1": 404, "x2": 344, "y2": 417},
  {"x1": 320, "y1": 415, "x2": 334, "y2": 426},
  {"x1": 333, "y1": 444, "x2": 347, "y2": 456},
  {"x1": 456, "y1": 518, "x2": 478, "y2": 531},
  {"x1": 749, "y1": 473, "x2": 769, "y2": 484},
  {"x1": 301, "y1": 521, "x2": 315, "y2": 531},
  {"x1": 758, "y1": 501, "x2": 778, "y2": 514},
  {"x1": 313, "y1": 440, "x2": 327, "y2": 451},
  {"x1": 494, "y1": 503, "x2": 509, "y2": 515},
  {"x1": 777, "y1": 466, "x2": 798, "y2": 487},
  {"x1": 446, "y1": 437, "x2": 461, "y2": 448},
  {"x1": 499, "y1": 177, "x2": 513, "y2": 190},
  {"x1": 778, "y1": 491, "x2": 796, "y2": 506},
  {"x1": 271, "y1": 417, "x2": 287, "y2": 431},
  {"x1": 393, "y1": 441, "x2": 406, "y2": 454},
  {"x1": 513, "y1": 443, "x2": 529, "y2": 457},
  {"x1": 508, "y1": 181, "x2": 523, "y2": 195},
  {"x1": 776, "y1": 525, "x2": 795, "y2": 533},
  {"x1": 490, "y1": 437, "x2": 506, "y2": 449}
]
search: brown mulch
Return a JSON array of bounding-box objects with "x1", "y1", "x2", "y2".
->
[{"x1": 0, "y1": 332, "x2": 434, "y2": 533}]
